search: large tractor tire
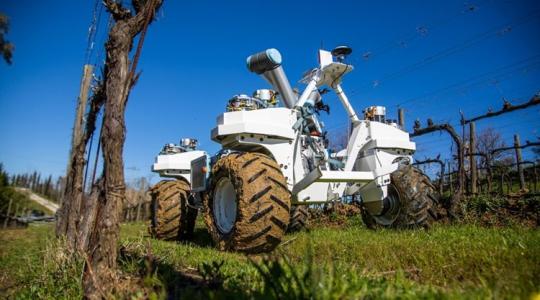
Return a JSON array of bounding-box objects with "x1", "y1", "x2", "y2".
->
[
  {"x1": 361, "y1": 165, "x2": 440, "y2": 229},
  {"x1": 204, "y1": 152, "x2": 291, "y2": 254},
  {"x1": 288, "y1": 205, "x2": 309, "y2": 232},
  {"x1": 149, "y1": 180, "x2": 198, "y2": 240}
]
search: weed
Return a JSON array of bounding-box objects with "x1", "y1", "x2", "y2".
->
[
  {"x1": 460, "y1": 194, "x2": 539, "y2": 227},
  {"x1": 16, "y1": 238, "x2": 84, "y2": 299}
]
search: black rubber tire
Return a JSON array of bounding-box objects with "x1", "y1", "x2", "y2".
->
[
  {"x1": 288, "y1": 205, "x2": 309, "y2": 232},
  {"x1": 361, "y1": 166, "x2": 439, "y2": 229},
  {"x1": 149, "y1": 180, "x2": 198, "y2": 240},
  {"x1": 204, "y1": 152, "x2": 291, "y2": 254}
]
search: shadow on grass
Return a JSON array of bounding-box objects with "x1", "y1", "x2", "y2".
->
[
  {"x1": 119, "y1": 246, "x2": 247, "y2": 299},
  {"x1": 182, "y1": 227, "x2": 214, "y2": 248}
]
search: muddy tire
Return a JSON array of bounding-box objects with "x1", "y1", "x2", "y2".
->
[
  {"x1": 149, "y1": 180, "x2": 198, "y2": 240},
  {"x1": 288, "y1": 205, "x2": 309, "y2": 232},
  {"x1": 361, "y1": 166, "x2": 440, "y2": 229},
  {"x1": 204, "y1": 152, "x2": 291, "y2": 254}
]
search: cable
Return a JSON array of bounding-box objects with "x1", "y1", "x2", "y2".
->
[
  {"x1": 395, "y1": 55, "x2": 540, "y2": 107},
  {"x1": 413, "y1": 67, "x2": 540, "y2": 114},
  {"x1": 406, "y1": 88, "x2": 540, "y2": 122},
  {"x1": 358, "y1": 1, "x2": 485, "y2": 62},
  {"x1": 344, "y1": 56, "x2": 540, "y2": 113},
  {"x1": 356, "y1": 9, "x2": 540, "y2": 93},
  {"x1": 84, "y1": 0, "x2": 103, "y2": 65},
  {"x1": 326, "y1": 61, "x2": 540, "y2": 135}
]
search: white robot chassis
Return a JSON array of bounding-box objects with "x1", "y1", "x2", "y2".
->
[{"x1": 150, "y1": 47, "x2": 439, "y2": 253}]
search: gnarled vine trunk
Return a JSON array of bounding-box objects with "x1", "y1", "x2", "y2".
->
[{"x1": 82, "y1": 1, "x2": 162, "y2": 298}]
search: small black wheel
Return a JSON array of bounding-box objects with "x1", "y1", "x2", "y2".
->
[{"x1": 148, "y1": 180, "x2": 198, "y2": 240}]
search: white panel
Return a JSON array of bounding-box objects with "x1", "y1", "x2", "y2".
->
[
  {"x1": 152, "y1": 151, "x2": 206, "y2": 174},
  {"x1": 296, "y1": 182, "x2": 330, "y2": 203},
  {"x1": 318, "y1": 49, "x2": 333, "y2": 68},
  {"x1": 212, "y1": 108, "x2": 296, "y2": 141},
  {"x1": 319, "y1": 171, "x2": 374, "y2": 182}
]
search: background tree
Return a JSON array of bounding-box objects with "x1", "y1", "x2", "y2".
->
[
  {"x1": 327, "y1": 127, "x2": 349, "y2": 152},
  {"x1": 0, "y1": 13, "x2": 14, "y2": 64},
  {"x1": 476, "y1": 127, "x2": 511, "y2": 168},
  {"x1": 475, "y1": 127, "x2": 512, "y2": 192},
  {"x1": 0, "y1": 163, "x2": 9, "y2": 187}
]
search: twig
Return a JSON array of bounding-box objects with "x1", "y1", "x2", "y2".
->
[
  {"x1": 83, "y1": 255, "x2": 108, "y2": 299},
  {"x1": 373, "y1": 267, "x2": 421, "y2": 277},
  {"x1": 279, "y1": 237, "x2": 298, "y2": 247}
]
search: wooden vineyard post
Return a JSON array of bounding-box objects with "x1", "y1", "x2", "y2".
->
[
  {"x1": 470, "y1": 122, "x2": 478, "y2": 195},
  {"x1": 3, "y1": 198, "x2": 13, "y2": 228},
  {"x1": 449, "y1": 172, "x2": 453, "y2": 194},
  {"x1": 13, "y1": 204, "x2": 19, "y2": 218},
  {"x1": 398, "y1": 108, "x2": 405, "y2": 128},
  {"x1": 56, "y1": 64, "x2": 94, "y2": 239},
  {"x1": 514, "y1": 134, "x2": 526, "y2": 191},
  {"x1": 136, "y1": 201, "x2": 141, "y2": 221}
]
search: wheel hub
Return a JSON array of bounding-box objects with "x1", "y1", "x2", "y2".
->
[
  {"x1": 372, "y1": 184, "x2": 401, "y2": 226},
  {"x1": 213, "y1": 177, "x2": 238, "y2": 234}
]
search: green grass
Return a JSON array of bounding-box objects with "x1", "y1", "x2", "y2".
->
[
  {"x1": 2, "y1": 219, "x2": 538, "y2": 299},
  {"x1": 0, "y1": 224, "x2": 84, "y2": 299},
  {"x1": 122, "y1": 221, "x2": 540, "y2": 299}
]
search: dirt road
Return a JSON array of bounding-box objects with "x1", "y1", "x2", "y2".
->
[{"x1": 15, "y1": 188, "x2": 60, "y2": 214}]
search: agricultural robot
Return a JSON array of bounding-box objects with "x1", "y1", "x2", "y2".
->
[{"x1": 149, "y1": 47, "x2": 439, "y2": 253}]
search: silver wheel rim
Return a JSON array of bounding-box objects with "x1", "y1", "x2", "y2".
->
[
  {"x1": 373, "y1": 185, "x2": 401, "y2": 226},
  {"x1": 213, "y1": 177, "x2": 237, "y2": 234}
]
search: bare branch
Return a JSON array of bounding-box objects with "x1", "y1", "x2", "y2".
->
[
  {"x1": 491, "y1": 140, "x2": 540, "y2": 156},
  {"x1": 103, "y1": 0, "x2": 132, "y2": 21},
  {"x1": 461, "y1": 93, "x2": 540, "y2": 125},
  {"x1": 128, "y1": 0, "x2": 163, "y2": 36},
  {"x1": 411, "y1": 120, "x2": 465, "y2": 201},
  {"x1": 411, "y1": 122, "x2": 461, "y2": 145},
  {"x1": 413, "y1": 157, "x2": 445, "y2": 170}
]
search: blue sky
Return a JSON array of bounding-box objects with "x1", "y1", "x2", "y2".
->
[{"x1": 1, "y1": 0, "x2": 539, "y2": 182}]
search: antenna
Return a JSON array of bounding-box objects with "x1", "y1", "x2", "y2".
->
[{"x1": 331, "y1": 46, "x2": 353, "y2": 63}]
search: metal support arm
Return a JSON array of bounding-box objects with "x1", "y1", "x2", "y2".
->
[{"x1": 333, "y1": 84, "x2": 360, "y2": 124}]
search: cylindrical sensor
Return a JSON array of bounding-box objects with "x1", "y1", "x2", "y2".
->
[{"x1": 246, "y1": 48, "x2": 282, "y2": 74}]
